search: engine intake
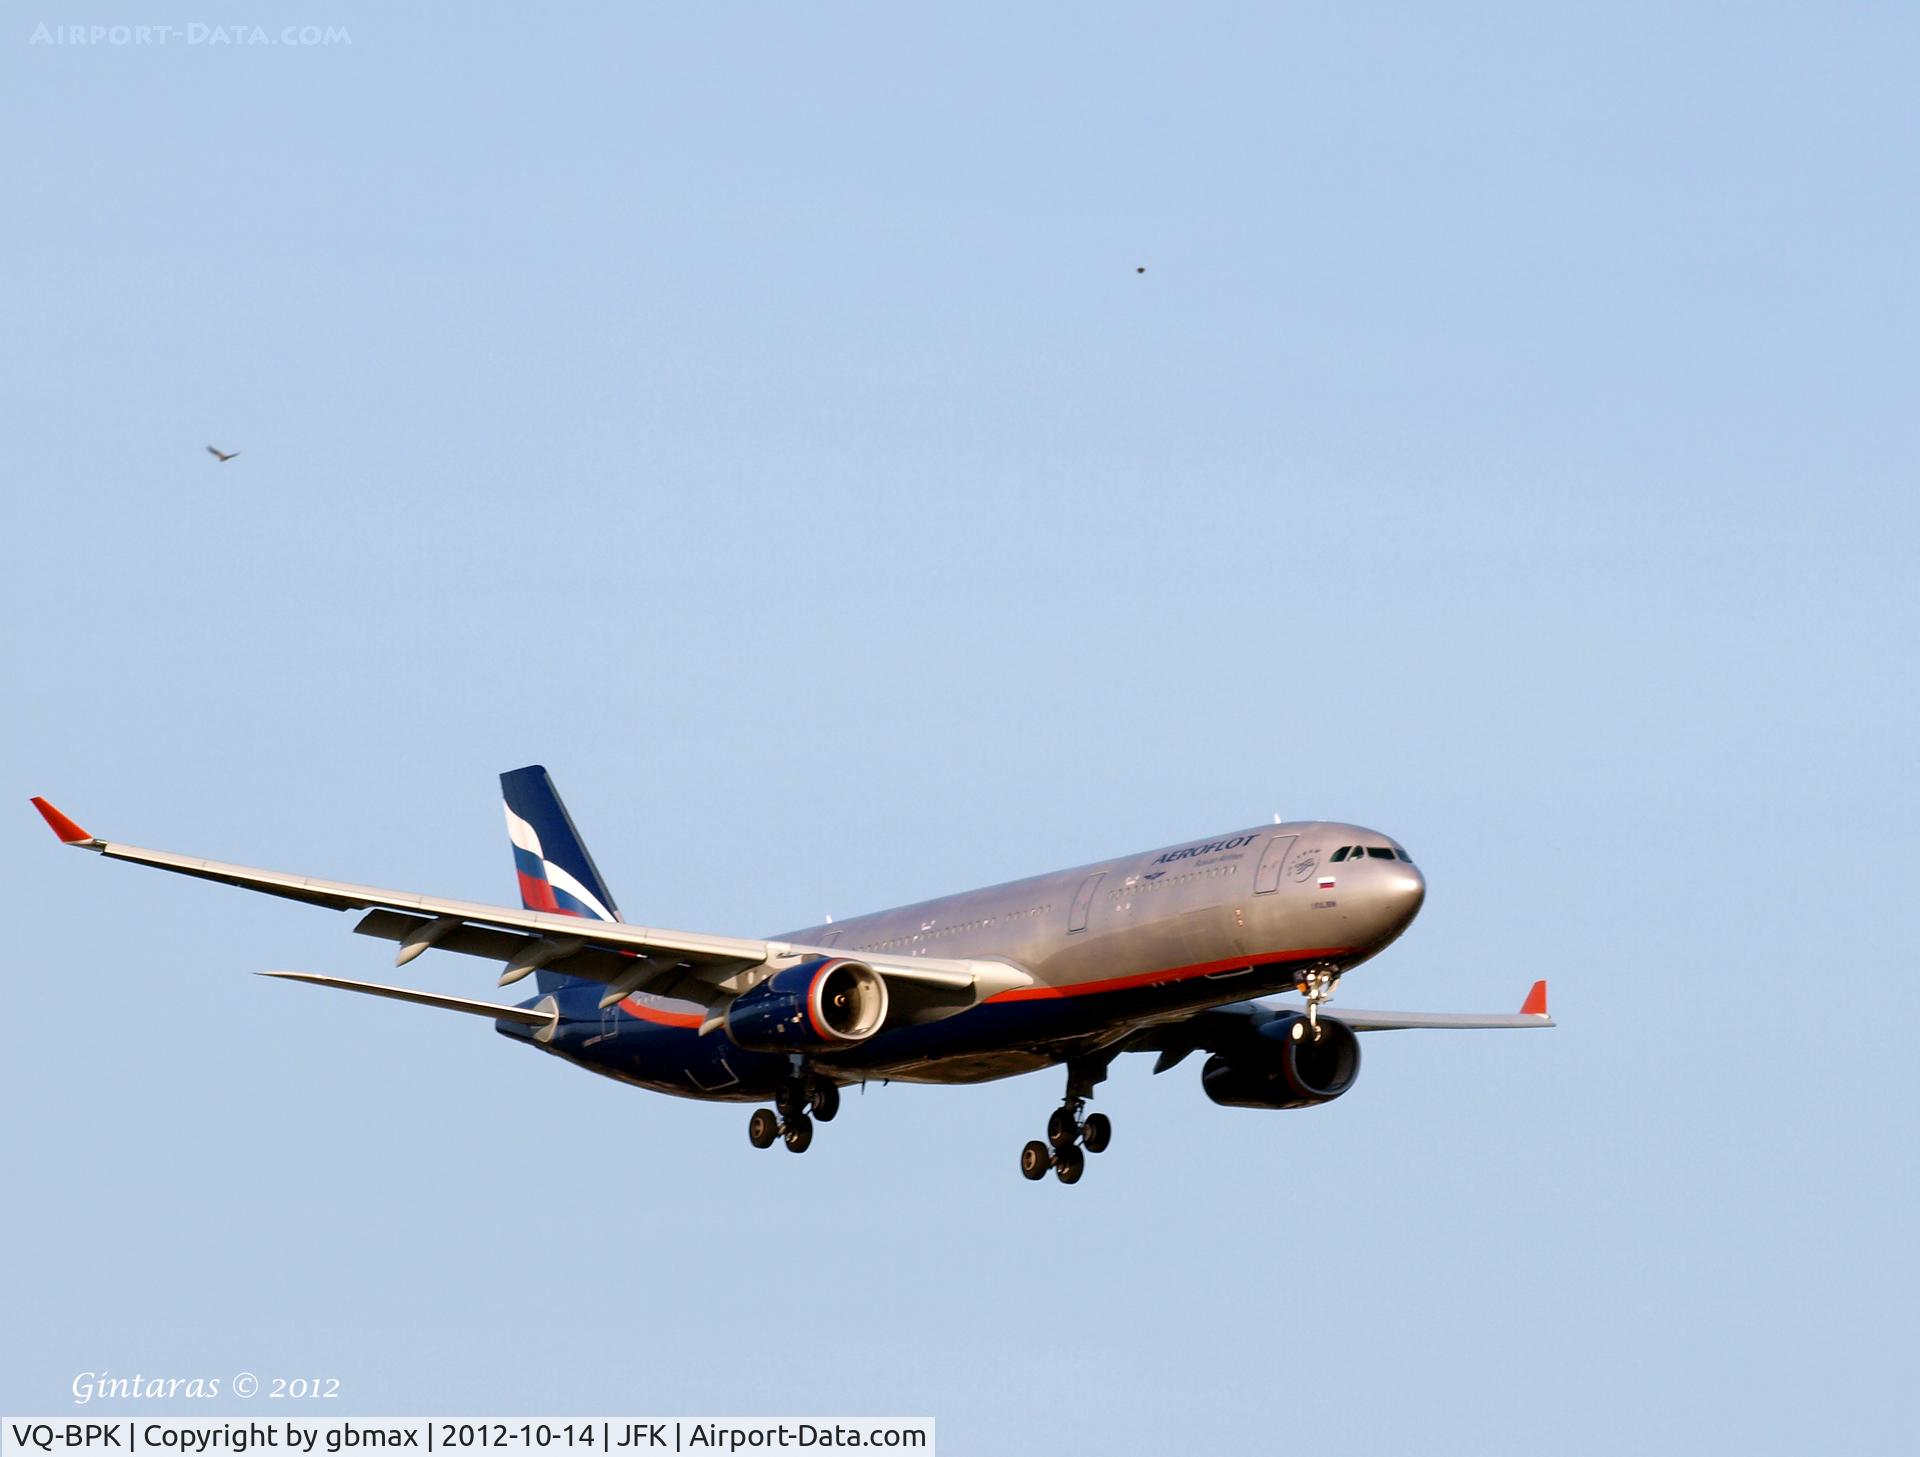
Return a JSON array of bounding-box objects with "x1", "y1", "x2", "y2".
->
[
  {"x1": 724, "y1": 957, "x2": 889, "y2": 1052},
  {"x1": 1201, "y1": 1015, "x2": 1362, "y2": 1109}
]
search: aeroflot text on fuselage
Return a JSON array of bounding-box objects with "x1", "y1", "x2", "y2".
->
[{"x1": 1151, "y1": 835, "x2": 1260, "y2": 865}]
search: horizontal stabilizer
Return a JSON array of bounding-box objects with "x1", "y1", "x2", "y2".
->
[{"x1": 259, "y1": 971, "x2": 557, "y2": 1030}]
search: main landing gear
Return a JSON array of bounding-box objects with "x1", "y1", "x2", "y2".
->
[
  {"x1": 1020, "y1": 1056, "x2": 1114, "y2": 1185},
  {"x1": 747, "y1": 1073, "x2": 841, "y2": 1154}
]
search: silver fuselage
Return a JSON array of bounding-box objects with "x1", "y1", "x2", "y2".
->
[{"x1": 584, "y1": 820, "x2": 1425, "y2": 1092}]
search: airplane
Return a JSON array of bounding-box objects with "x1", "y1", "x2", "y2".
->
[{"x1": 30, "y1": 767, "x2": 1552, "y2": 1184}]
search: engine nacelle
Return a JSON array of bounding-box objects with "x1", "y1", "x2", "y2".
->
[
  {"x1": 723, "y1": 957, "x2": 889, "y2": 1052},
  {"x1": 1201, "y1": 1015, "x2": 1362, "y2": 1109}
]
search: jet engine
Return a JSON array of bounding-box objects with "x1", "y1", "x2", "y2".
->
[
  {"x1": 723, "y1": 957, "x2": 889, "y2": 1052},
  {"x1": 1200, "y1": 1015, "x2": 1362, "y2": 1109}
]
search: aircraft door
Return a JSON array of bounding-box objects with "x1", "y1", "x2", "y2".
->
[
  {"x1": 1068, "y1": 872, "x2": 1106, "y2": 933},
  {"x1": 1254, "y1": 835, "x2": 1298, "y2": 894}
]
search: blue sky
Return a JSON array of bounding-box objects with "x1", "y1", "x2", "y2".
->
[{"x1": 4, "y1": 4, "x2": 1915, "y2": 1452}]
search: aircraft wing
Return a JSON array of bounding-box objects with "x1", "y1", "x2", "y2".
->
[
  {"x1": 1260, "y1": 979, "x2": 1553, "y2": 1031},
  {"x1": 1128, "y1": 981, "x2": 1553, "y2": 1069},
  {"x1": 30, "y1": 798, "x2": 1012, "y2": 1013}
]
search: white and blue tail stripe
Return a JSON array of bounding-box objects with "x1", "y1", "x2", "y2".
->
[{"x1": 500, "y1": 765, "x2": 623, "y2": 990}]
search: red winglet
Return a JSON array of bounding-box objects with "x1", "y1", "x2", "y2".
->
[
  {"x1": 1520, "y1": 979, "x2": 1549, "y2": 1017},
  {"x1": 30, "y1": 797, "x2": 95, "y2": 845}
]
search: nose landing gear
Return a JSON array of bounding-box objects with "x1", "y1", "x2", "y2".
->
[
  {"x1": 1295, "y1": 967, "x2": 1342, "y2": 1040},
  {"x1": 748, "y1": 1074, "x2": 841, "y2": 1154}
]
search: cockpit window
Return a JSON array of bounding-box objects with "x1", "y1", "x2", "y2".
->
[{"x1": 1334, "y1": 844, "x2": 1411, "y2": 862}]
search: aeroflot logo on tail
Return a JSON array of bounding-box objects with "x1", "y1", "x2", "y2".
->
[{"x1": 1153, "y1": 835, "x2": 1259, "y2": 865}]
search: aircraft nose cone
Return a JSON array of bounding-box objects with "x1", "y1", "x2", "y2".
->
[
  {"x1": 1376, "y1": 864, "x2": 1425, "y2": 936},
  {"x1": 1392, "y1": 864, "x2": 1426, "y2": 914}
]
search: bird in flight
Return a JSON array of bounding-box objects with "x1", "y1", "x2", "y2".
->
[{"x1": 206, "y1": 446, "x2": 240, "y2": 462}]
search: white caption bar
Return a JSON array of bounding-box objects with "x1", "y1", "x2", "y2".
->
[{"x1": 4, "y1": 1422, "x2": 934, "y2": 1457}]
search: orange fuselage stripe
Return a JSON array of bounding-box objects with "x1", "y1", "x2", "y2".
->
[{"x1": 984, "y1": 945, "x2": 1352, "y2": 1002}]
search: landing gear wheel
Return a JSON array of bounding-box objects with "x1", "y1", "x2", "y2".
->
[
  {"x1": 1019, "y1": 1140, "x2": 1051, "y2": 1181},
  {"x1": 1053, "y1": 1145, "x2": 1085, "y2": 1184},
  {"x1": 774, "y1": 1082, "x2": 805, "y2": 1120},
  {"x1": 748, "y1": 1108, "x2": 779, "y2": 1149},
  {"x1": 809, "y1": 1079, "x2": 840, "y2": 1123},
  {"x1": 1081, "y1": 1112, "x2": 1112, "y2": 1154},
  {"x1": 782, "y1": 1112, "x2": 814, "y2": 1153},
  {"x1": 1047, "y1": 1106, "x2": 1081, "y2": 1150}
]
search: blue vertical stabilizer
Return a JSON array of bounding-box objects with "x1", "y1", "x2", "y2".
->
[{"x1": 500, "y1": 765, "x2": 622, "y2": 992}]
